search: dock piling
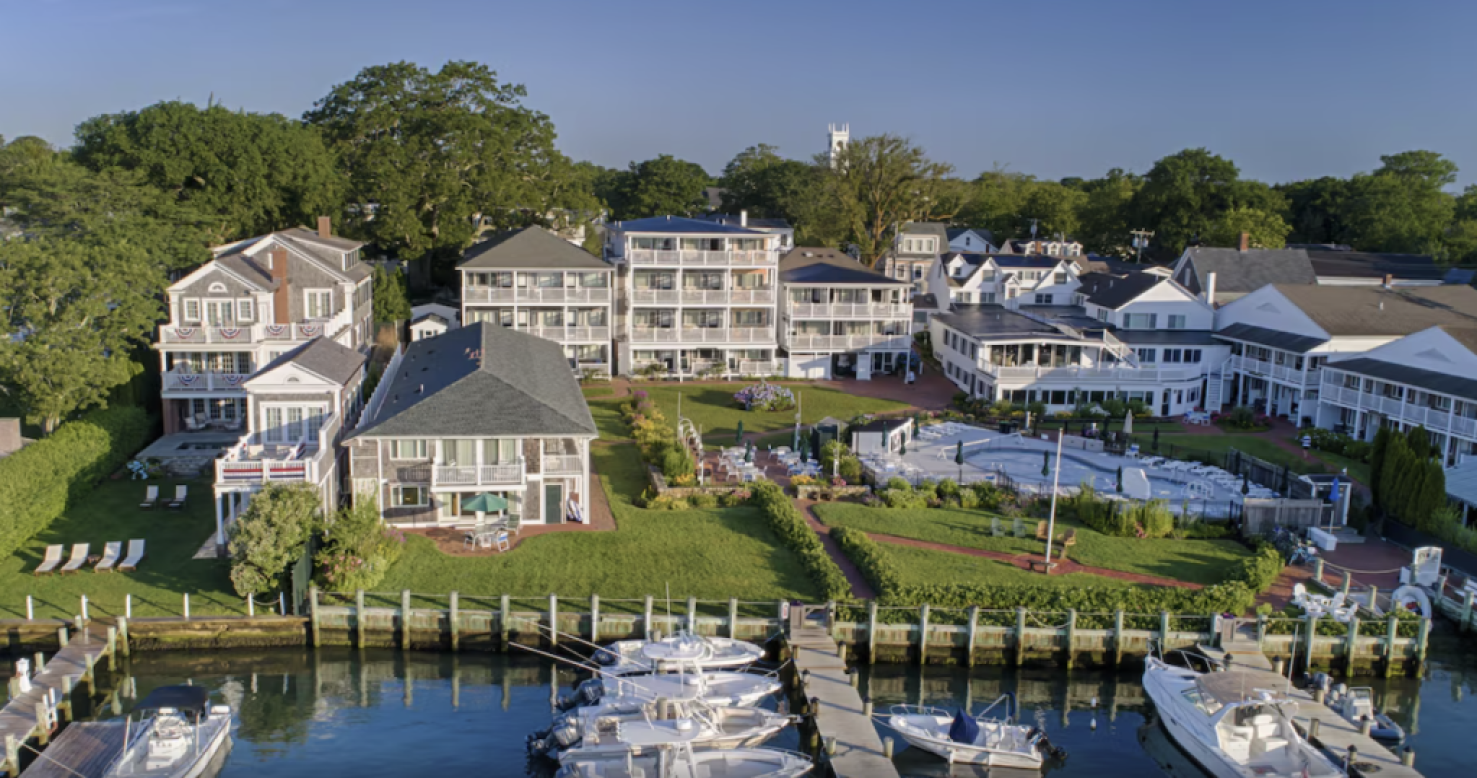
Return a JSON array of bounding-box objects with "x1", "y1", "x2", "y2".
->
[
  {"x1": 917, "y1": 604, "x2": 930, "y2": 664},
  {"x1": 1113, "y1": 610, "x2": 1125, "y2": 666},
  {"x1": 727, "y1": 598, "x2": 738, "y2": 639},
  {"x1": 966, "y1": 606, "x2": 980, "y2": 667},
  {"x1": 687, "y1": 597, "x2": 697, "y2": 634},
  {"x1": 117, "y1": 617, "x2": 130, "y2": 658},
  {"x1": 644, "y1": 596, "x2": 655, "y2": 640},
  {"x1": 499, "y1": 594, "x2": 511, "y2": 648},
  {"x1": 548, "y1": 594, "x2": 559, "y2": 647},
  {"x1": 449, "y1": 591, "x2": 460, "y2": 652},
  {"x1": 1402, "y1": 747, "x2": 1415, "y2": 767},
  {"x1": 589, "y1": 594, "x2": 599, "y2": 644},
  {"x1": 308, "y1": 584, "x2": 320, "y2": 647},
  {"x1": 25, "y1": 595, "x2": 32, "y2": 621},
  {"x1": 355, "y1": 590, "x2": 366, "y2": 647},
  {"x1": 882, "y1": 737, "x2": 894, "y2": 758},
  {"x1": 867, "y1": 600, "x2": 879, "y2": 665},
  {"x1": 1015, "y1": 608, "x2": 1027, "y2": 666},
  {"x1": 401, "y1": 590, "x2": 413, "y2": 650},
  {"x1": 1384, "y1": 613, "x2": 1399, "y2": 677},
  {"x1": 1065, "y1": 609, "x2": 1078, "y2": 669}
]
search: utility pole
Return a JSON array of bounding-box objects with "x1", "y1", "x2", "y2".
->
[{"x1": 1130, "y1": 229, "x2": 1155, "y2": 264}]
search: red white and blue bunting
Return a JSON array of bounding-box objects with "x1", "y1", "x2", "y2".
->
[
  {"x1": 220, "y1": 328, "x2": 242, "y2": 340},
  {"x1": 175, "y1": 327, "x2": 197, "y2": 339},
  {"x1": 265, "y1": 324, "x2": 288, "y2": 337},
  {"x1": 299, "y1": 324, "x2": 321, "y2": 337}
]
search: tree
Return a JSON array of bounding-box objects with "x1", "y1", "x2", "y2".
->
[
  {"x1": 1340, "y1": 152, "x2": 1458, "y2": 255},
  {"x1": 816, "y1": 135, "x2": 957, "y2": 265},
  {"x1": 1279, "y1": 177, "x2": 1351, "y2": 246},
  {"x1": 956, "y1": 170, "x2": 1035, "y2": 241},
  {"x1": 718, "y1": 144, "x2": 817, "y2": 221},
  {"x1": 608, "y1": 155, "x2": 712, "y2": 220},
  {"x1": 1202, "y1": 206, "x2": 1291, "y2": 249},
  {"x1": 1367, "y1": 427, "x2": 1391, "y2": 508},
  {"x1": 1075, "y1": 169, "x2": 1142, "y2": 256},
  {"x1": 1129, "y1": 148, "x2": 1242, "y2": 257},
  {"x1": 73, "y1": 101, "x2": 343, "y2": 244},
  {"x1": 227, "y1": 483, "x2": 323, "y2": 596},
  {"x1": 305, "y1": 61, "x2": 582, "y2": 273},
  {"x1": 371, "y1": 265, "x2": 411, "y2": 324}
]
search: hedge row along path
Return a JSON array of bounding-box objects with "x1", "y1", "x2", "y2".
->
[{"x1": 797, "y1": 501, "x2": 876, "y2": 600}]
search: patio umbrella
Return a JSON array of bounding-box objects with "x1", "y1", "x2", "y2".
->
[
  {"x1": 745, "y1": 441, "x2": 754, "y2": 463},
  {"x1": 1152, "y1": 427, "x2": 1160, "y2": 453},
  {"x1": 899, "y1": 437, "x2": 907, "y2": 457},
  {"x1": 1123, "y1": 409, "x2": 1134, "y2": 436},
  {"x1": 461, "y1": 492, "x2": 508, "y2": 527},
  {"x1": 1241, "y1": 472, "x2": 1250, "y2": 496},
  {"x1": 1041, "y1": 450, "x2": 1050, "y2": 477},
  {"x1": 735, "y1": 420, "x2": 744, "y2": 445},
  {"x1": 955, "y1": 441, "x2": 964, "y2": 482},
  {"x1": 798, "y1": 436, "x2": 810, "y2": 462},
  {"x1": 1116, "y1": 466, "x2": 1124, "y2": 493}
]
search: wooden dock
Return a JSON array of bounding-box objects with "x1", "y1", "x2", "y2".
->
[
  {"x1": 790, "y1": 613, "x2": 899, "y2": 778},
  {"x1": 1, "y1": 626, "x2": 116, "y2": 778},
  {"x1": 16, "y1": 723, "x2": 123, "y2": 778}
]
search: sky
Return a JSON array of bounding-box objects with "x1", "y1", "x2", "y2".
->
[{"x1": 3, "y1": 0, "x2": 1475, "y2": 187}]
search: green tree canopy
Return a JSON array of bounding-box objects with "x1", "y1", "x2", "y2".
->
[
  {"x1": 718, "y1": 144, "x2": 817, "y2": 221},
  {"x1": 371, "y1": 265, "x2": 411, "y2": 324},
  {"x1": 1074, "y1": 169, "x2": 1142, "y2": 256},
  {"x1": 1202, "y1": 206, "x2": 1291, "y2": 249},
  {"x1": 228, "y1": 483, "x2": 323, "y2": 596},
  {"x1": 1129, "y1": 148, "x2": 1243, "y2": 256},
  {"x1": 816, "y1": 135, "x2": 957, "y2": 264},
  {"x1": 607, "y1": 155, "x2": 712, "y2": 220},
  {"x1": 1339, "y1": 151, "x2": 1458, "y2": 256}
]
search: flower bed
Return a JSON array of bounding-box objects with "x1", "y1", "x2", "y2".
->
[{"x1": 733, "y1": 380, "x2": 796, "y2": 412}]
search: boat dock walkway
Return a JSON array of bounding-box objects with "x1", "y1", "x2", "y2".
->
[
  {"x1": 1199, "y1": 641, "x2": 1422, "y2": 778},
  {"x1": 1, "y1": 626, "x2": 116, "y2": 778},
  {"x1": 16, "y1": 723, "x2": 123, "y2": 778},
  {"x1": 790, "y1": 617, "x2": 899, "y2": 778}
]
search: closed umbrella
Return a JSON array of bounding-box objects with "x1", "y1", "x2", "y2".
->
[
  {"x1": 955, "y1": 441, "x2": 965, "y2": 482},
  {"x1": 735, "y1": 420, "x2": 744, "y2": 446},
  {"x1": 1123, "y1": 409, "x2": 1134, "y2": 436},
  {"x1": 744, "y1": 441, "x2": 753, "y2": 464}
]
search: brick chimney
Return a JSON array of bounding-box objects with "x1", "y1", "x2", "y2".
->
[
  {"x1": 317, "y1": 216, "x2": 332, "y2": 239},
  {"x1": 269, "y1": 248, "x2": 290, "y2": 324},
  {"x1": 1238, "y1": 232, "x2": 1250, "y2": 252}
]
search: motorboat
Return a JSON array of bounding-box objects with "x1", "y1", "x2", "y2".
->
[
  {"x1": 105, "y1": 686, "x2": 232, "y2": 778},
  {"x1": 1143, "y1": 656, "x2": 1342, "y2": 778},
  {"x1": 559, "y1": 671, "x2": 781, "y2": 711},
  {"x1": 1314, "y1": 680, "x2": 1405, "y2": 743},
  {"x1": 555, "y1": 744, "x2": 811, "y2": 778},
  {"x1": 596, "y1": 632, "x2": 765, "y2": 676},
  {"x1": 529, "y1": 698, "x2": 791, "y2": 760},
  {"x1": 885, "y1": 696, "x2": 1058, "y2": 768}
]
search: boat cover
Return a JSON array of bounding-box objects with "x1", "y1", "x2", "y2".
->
[
  {"x1": 948, "y1": 709, "x2": 979, "y2": 744},
  {"x1": 135, "y1": 685, "x2": 211, "y2": 716}
]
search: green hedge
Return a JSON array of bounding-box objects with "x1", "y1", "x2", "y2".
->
[
  {"x1": 832, "y1": 526, "x2": 1283, "y2": 625},
  {"x1": 750, "y1": 482, "x2": 850, "y2": 600},
  {"x1": 0, "y1": 406, "x2": 154, "y2": 559}
]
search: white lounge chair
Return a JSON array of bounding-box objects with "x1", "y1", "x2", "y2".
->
[
  {"x1": 167, "y1": 485, "x2": 188, "y2": 510},
  {"x1": 60, "y1": 544, "x2": 90, "y2": 574},
  {"x1": 33, "y1": 545, "x2": 64, "y2": 576},
  {"x1": 94, "y1": 541, "x2": 122, "y2": 572},
  {"x1": 119, "y1": 539, "x2": 145, "y2": 572},
  {"x1": 139, "y1": 485, "x2": 159, "y2": 509}
]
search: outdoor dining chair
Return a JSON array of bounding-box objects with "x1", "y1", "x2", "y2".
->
[{"x1": 493, "y1": 531, "x2": 511, "y2": 553}]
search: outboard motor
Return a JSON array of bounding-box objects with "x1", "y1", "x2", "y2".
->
[
  {"x1": 594, "y1": 648, "x2": 619, "y2": 666},
  {"x1": 556, "y1": 679, "x2": 605, "y2": 711},
  {"x1": 1028, "y1": 726, "x2": 1068, "y2": 762},
  {"x1": 527, "y1": 718, "x2": 581, "y2": 758}
]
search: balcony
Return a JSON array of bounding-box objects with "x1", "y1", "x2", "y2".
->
[
  {"x1": 161, "y1": 309, "x2": 352, "y2": 345},
  {"x1": 982, "y1": 365, "x2": 1203, "y2": 383},
  {"x1": 215, "y1": 414, "x2": 340, "y2": 487},
  {"x1": 1232, "y1": 355, "x2": 1318, "y2": 386},
  {"x1": 162, "y1": 371, "x2": 252, "y2": 393},
  {"x1": 630, "y1": 289, "x2": 681, "y2": 305},
  {"x1": 788, "y1": 302, "x2": 910, "y2": 319},
  {"x1": 518, "y1": 325, "x2": 611, "y2": 342},
  {"x1": 626, "y1": 249, "x2": 776, "y2": 267},
  {"x1": 432, "y1": 462, "x2": 526, "y2": 488},
  {"x1": 630, "y1": 327, "x2": 775, "y2": 345},
  {"x1": 784, "y1": 333, "x2": 912, "y2": 352},
  {"x1": 1320, "y1": 381, "x2": 1477, "y2": 440},
  {"x1": 542, "y1": 454, "x2": 584, "y2": 474},
  {"x1": 463, "y1": 287, "x2": 612, "y2": 305}
]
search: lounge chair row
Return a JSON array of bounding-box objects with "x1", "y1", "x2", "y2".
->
[
  {"x1": 140, "y1": 485, "x2": 188, "y2": 509},
  {"x1": 34, "y1": 540, "x2": 145, "y2": 575}
]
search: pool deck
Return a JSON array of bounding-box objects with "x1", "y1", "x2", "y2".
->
[{"x1": 137, "y1": 432, "x2": 239, "y2": 461}]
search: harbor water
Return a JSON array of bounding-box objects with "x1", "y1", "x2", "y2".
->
[{"x1": 2, "y1": 630, "x2": 1474, "y2": 777}]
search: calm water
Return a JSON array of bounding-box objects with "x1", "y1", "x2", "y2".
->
[{"x1": 5, "y1": 631, "x2": 1476, "y2": 778}]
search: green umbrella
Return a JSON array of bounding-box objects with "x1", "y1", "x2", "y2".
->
[
  {"x1": 735, "y1": 419, "x2": 744, "y2": 445},
  {"x1": 1116, "y1": 466, "x2": 1123, "y2": 494},
  {"x1": 1241, "y1": 472, "x2": 1250, "y2": 496},
  {"x1": 744, "y1": 442, "x2": 753, "y2": 464},
  {"x1": 1152, "y1": 427, "x2": 1161, "y2": 453},
  {"x1": 1041, "y1": 451, "x2": 1050, "y2": 477},
  {"x1": 955, "y1": 441, "x2": 964, "y2": 482},
  {"x1": 899, "y1": 437, "x2": 907, "y2": 457},
  {"x1": 799, "y1": 436, "x2": 810, "y2": 461},
  {"x1": 461, "y1": 493, "x2": 508, "y2": 513}
]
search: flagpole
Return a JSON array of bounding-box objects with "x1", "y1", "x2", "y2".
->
[{"x1": 1043, "y1": 431, "x2": 1065, "y2": 567}]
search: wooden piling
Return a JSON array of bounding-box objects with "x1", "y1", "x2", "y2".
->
[
  {"x1": 644, "y1": 596, "x2": 655, "y2": 640},
  {"x1": 1345, "y1": 615, "x2": 1360, "y2": 672},
  {"x1": 548, "y1": 594, "x2": 559, "y2": 647},
  {"x1": 116, "y1": 617, "x2": 130, "y2": 658},
  {"x1": 400, "y1": 590, "x2": 412, "y2": 650},
  {"x1": 687, "y1": 596, "x2": 697, "y2": 634},
  {"x1": 1113, "y1": 610, "x2": 1125, "y2": 666},
  {"x1": 449, "y1": 591, "x2": 460, "y2": 652},
  {"x1": 727, "y1": 598, "x2": 739, "y2": 640},
  {"x1": 589, "y1": 594, "x2": 600, "y2": 644},
  {"x1": 1065, "y1": 609, "x2": 1077, "y2": 669},
  {"x1": 355, "y1": 590, "x2": 366, "y2": 647},
  {"x1": 965, "y1": 606, "x2": 980, "y2": 667},
  {"x1": 1015, "y1": 608, "x2": 1028, "y2": 666},
  {"x1": 1384, "y1": 613, "x2": 1399, "y2": 678},
  {"x1": 916, "y1": 604, "x2": 930, "y2": 664},
  {"x1": 867, "y1": 600, "x2": 879, "y2": 665},
  {"x1": 308, "y1": 584, "x2": 321, "y2": 647},
  {"x1": 1463, "y1": 590, "x2": 1475, "y2": 632},
  {"x1": 499, "y1": 594, "x2": 511, "y2": 648}
]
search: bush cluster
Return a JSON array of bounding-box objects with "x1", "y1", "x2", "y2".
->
[
  {"x1": 1063, "y1": 483, "x2": 1174, "y2": 538},
  {"x1": 732, "y1": 380, "x2": 796, "y2": 412},
  {"x1": 315, "y1": 497, "x2": 406, "y2": 591},
  {"x1": 1370, "y1": 427, "x2": 1446, "y2": 533},
  {"x1": 621, "y1": 390, "x2": 694, "y2": 481},
  {"x1": 749, "y1": 481, "x2": 850, "y2": 600},
  {"x1": 0, "y1": 406, "x2": 153, "y2": 560},
  {"x1": 1305, "y1": 428, "x2": 1371, "y2": 462},
  {"x1": 875, "y1": 477, "x2": 1003, "y2": 512}
]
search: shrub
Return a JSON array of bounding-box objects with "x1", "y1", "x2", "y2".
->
[
  {"x1": 661, "y1": 448, "x2": 695, "y2": 480},
  {"x1": 936, "y1": 478, "x2": 961, "y2": 500},
  {"x1": 646, "y1": 495, "x2": 691, "y2": 511},
  {"x1": 689, "y1": 493, "x2": 719, "y2": 509},
  {"x1": 886, "y1": 477, "x2": 911, "y2": 492},
  {"x1": 960, "y1": 490, "x2": 981, "y2": 510},
  {"x1": 790, "y1": 474, "x2": 817, "y2": 487},
  {"x1": 750, "y1": 482, "x2": 849, "y2": 599},
  {"x1": 316, "y1": 497, "x2": 406, "y2": 592},
  {"x1": 229, "y1": 483, "x2": 324, "y2": 596},
  {"x1": 733, "y1": 380, "x2": 796, "y2": 411},
  {"x1": 719, "y1": 490, "x2": 752, "y2": 507},
  {"x1": 0, "y1": 405, "x2": 153, "y2": 560},
  {"x1": 1221, "y1": 405, "x2": 1263, "y2": 431}
]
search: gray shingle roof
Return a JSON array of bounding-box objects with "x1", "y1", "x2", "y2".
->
[
  {"x1": 900, "y1": 222, "x2": 948, "y2": 245},
  {"x1": 459, "y1": 226, "x2": 609, "y2": 270},
  {"x1": 1078, "y1": 272, "x2": 1164, "y2": 309},
  {"x1": 1178, "y1": 248, "x2": 1317, "y2": 295},
  {"x1": 1273, "y1": 284, "x2": 1477, "y2": 337},
  {"x1": 353, "y1": 323, "x2": 597, "y2": 439},
  {"x1": 1215, "y1": 323, "x2": 1327, "y2": 353},
  {"x1": 781, "y1": 248, "x2": 906, "y2": 285},
  {"x1": 1327, "y1": 357, "x2": 1477, "y2": 403},
  {"x1": 254, "y1": 337, "x2": 366, "y2": 386},
  {"x1": 613, "y1": 216, "x2": 761, "y2": 235},
  {"x1": 1305, "y1": 249, "x2": 1441, "y2": 281}
]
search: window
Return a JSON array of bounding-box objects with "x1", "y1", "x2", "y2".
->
[
  {"x1": 483, "y1": 438, "x2": 519, "y2": 464},
  {"x1": 237, "y1": 299, "x2": 254, "y2": 323},
  {"x1": 1053, "y1": 272, "x2": 1067, "y2": 285},
  {"x1": 392, "y1": 486, "x2": 428, "y2": 507},
  {"x1": 205, "y1": 301, "x2": 233, "y2": 326},
  {"x1": 1123, "y1": 313, "x2": 1157, "y2": 329},
  {"x1": 1163, "y1": 349, "x2": 1184, "y2": 363},
  {"x1": 305, "y1": 290, "x2": 332, "y2": 319},
  {"x1": 1167, "y1": 314, "x2": 1186, "y2": 330},
  {"x1": 982, "y1": 292, "x2": 997, "y2": 304},
  {"x1": 389, "y1": 439, "x2": 428, "y2": 460},
  {"x1": 1136, "y1": 348, "x2": 1157, "y2": 363},
  {"x1": 264, "y1": 408, "x2": 283, "y2": 443},
  {"x1": 1186, "y1": 349, "x2": 1202, "y2": 363},
  {"x1": 1096, "y1": 308, "x2": 1110, "y2": 322},
  {"x1": 182, "y1": 299, "x2": 201, "y2": 323},
  {"x1": 1034, "y1": 294, "x2": 1052, "y2": 305}
]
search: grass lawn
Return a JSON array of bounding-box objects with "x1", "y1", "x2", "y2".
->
[
  {"x1": 581, "y1": 385, "x2": 616, "y2": 398},
  {"x1": 632, "y1": 384, "x2": 908, "y2": 444},
  {"x1": 587, "y1": 399, "x2": 633, "y2": 442},
  {"x1": 1307, "y1": 447, "x2": 1370, "y2": 486},
  {"x1": 0, "y1": 477, "x2": 242, "y2": 619},
  {"x1": 812, "y1": 503, "x2": 1251, "y2": 586},
  {"x1": 881, "y1": 543, "x2": 1139, "y2": 591},
  {"x1": 377, "y1": 443, "x2": 822, "y2": 603}
]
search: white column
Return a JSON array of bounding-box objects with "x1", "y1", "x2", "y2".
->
[{"x1": 214, "y1": 494, "x2": 226, "y2": 546}]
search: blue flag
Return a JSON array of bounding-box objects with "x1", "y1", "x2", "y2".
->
[{"x1": 1330, "y1": 477, "x2": 1340, "y2": 503}]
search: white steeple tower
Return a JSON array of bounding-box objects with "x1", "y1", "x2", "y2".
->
[{"x1": 827, "y1": 123, "x2": 850, "y2": 168}]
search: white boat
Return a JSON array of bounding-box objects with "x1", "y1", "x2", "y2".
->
[
  {"x1": 885, "y1": 697, "x2": 1053, "y2": 768},
  {"x1": 597, "y1": 632, "x2": 765, "y2": 676},
  {"x1": 1322, "y1": 682, "x2": 1405, "y2": 743},
  {"x1": 105, "y1": 686, "x2": 232, "y2": 778},
  {"x1": 555, "y1": 744, "x2": 811, "y2": 778},
  {"x1": 1143, "y1": 656, "x2": 1343, "y2": 778},
  {"x1": 560, "y1": 671, "x2": 781, "y2": 711},
  {"x1": 530, "y1": 698, "x2": 791, "y2": 759}
]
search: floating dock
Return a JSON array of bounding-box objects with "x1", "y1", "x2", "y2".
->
[
  {"x1": 15, "y1": 723, "x2": 123, "y2": 778},
  {"x1": 1, "y1": 626, "x2": 116, "y2": 778},
  {"x1": 789, "y1": 609, "x2": 899, "y2": 778}
]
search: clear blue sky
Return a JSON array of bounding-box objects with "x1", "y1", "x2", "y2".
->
[{"x1": 4, "y1": 0, "x2": 1474, "y2": 187}]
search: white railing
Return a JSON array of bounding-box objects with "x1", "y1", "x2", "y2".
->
[
  {"x1": 162, "y1": 371, "x2": 252, "y2": 393},
  {"x1": 631, "y1": 289, "x2": 681, "y2": 305},
  {"x1": 463, "y1": 287, "x2": 611, "y2": 304},
  {"x1": 627, "y1": 249, "x2": 776, "y2": 266},
  {"x1": 788, "y1": 302, "x2": 910, "y2": 319},
  {"x1": 737, "y1": 360, "x2": 783, "y2": 376},
  {"x1": 519, "y1": 325, "x2": 611, "y2": 342},
  {"x1": 432, "y1": 462, "x2": 525, "y2": 487},
  {"x1": 984, "y1": 365, "x2": 1202, "y2": 383},
  {"x1": 729, "y1": 327, "x2": 774, "y2": 344},
  {"x1": 358, "y1": 345, "x2": 403, "y2": 430},
  {"x1": 159, "y1": 324, "x2": 264, "y2": 344},
  {"x1": 629, "y1": 328, "x2": 772, "y2": 344},
  {"x1": 215, "y1": 414, "x2": 340, "y2": 486},
  {"x1": 784, "y1": 333, "x2": 911, "y2": 351},
  {"x1": 727, "y1": 289, "x2": 775, "y2": 305},
  {"x1": 1233, "y1": 356, "x2": 1317, "y2": 385},
  {"x1": 542, "y1": 454, "x2": 583, "y2": 474}
]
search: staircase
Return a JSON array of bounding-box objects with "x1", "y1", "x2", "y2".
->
[{"x1": 1204, "y1": 358, "x2": 1229, "y2": 413}]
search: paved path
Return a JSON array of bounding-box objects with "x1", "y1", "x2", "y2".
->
[{"x1": 796, "y1": 501, "x2": 877, "y2": 600}]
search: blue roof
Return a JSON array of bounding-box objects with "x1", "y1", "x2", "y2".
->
[{"x1": 612, "y1": 216, "x2": 763, "y2": 235}]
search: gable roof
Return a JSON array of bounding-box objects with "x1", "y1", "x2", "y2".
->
[
  {"x1": 1177, "y1": 247, "x2": 1317, "y2": 296},
  {"x1": 1272, "y1": 284, "x2": 1477, "y2": 337},
  {"x1": 780, "y1": 248, "x2": 906, "y2": 285},
  {"x1": 252, "y1": 337, "x2": 366, "y2": 386},
  {"x1": 353, "y1": 323, "x2": 596, "y2": 439},
  {"x1": 459, "y1": 226, "x2": 609, "y2": 270},
  {"x1": 1329, "y1": 357, "x2": 1477, "y2": 404},
  {"x1": 213, "y1": 228, "x2": 372, "y2": 283},
  {"x1": 1305, "y1": 249, "x2": 1445, "y2": 281},
  {"x1": 947, "y1": 227, "x2": 995, "y2": 244},
  {"x1": 612, "y1": 216, "x2": 762, "y2": 235},
  {"x1": 1078, "y1": 272, "x2": 1168, "y2": 309},
  {"x1": 900, "y1": 222, "x2": 949, "y2": 241},
  {"x1": 1215, "y1": 323, "x2": 1327, "y2": 353}
]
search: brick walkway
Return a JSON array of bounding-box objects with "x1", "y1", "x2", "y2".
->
[
  {"x1": 1256, "y1": 537, "x2": 1411, "y2": 610},
  {"x1": 797, "y1": 500, "x2": 877, "y2": 599}
]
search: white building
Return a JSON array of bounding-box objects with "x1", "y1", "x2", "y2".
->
[
  {"x1": 947, "y1": 228, "x2": 997, "y2": 254},
  {"x1": 1316, "y1": 325, "x2": 1477, "y2": 465},
  {"x1": 409, "y1": 303, "x2": 460, "y2": 341},
  {"x1": 697, "y1": 212, "x2": 795, "y2": 252},
  {"x1": 926, "y1": 253, "x2": 1088, "y2": 307},
  {"x1": 1210, "y1": 284, "x2": 1477, "y2": 423},
  {"x1": 827, "y1": 123, "x2": 849, "y2": 167},
  {"x1": 460, "y1": 226, "x2": 615, "y2": 376},
  {"x1": 1003, "y1": 237, "x2": 1084, "y2": 257},
  {"x1": 880, "y1": 222, "x2": 947, "y2": 296},
  {"x1": 779, "y1": 248, "x2": 912, "y2": 379},
  {"x1": 932, "y1": 272, "x2": 1222, "y2": 416},
  {"x1": 605, "y1": 216, "x2": 782, "y2": 378}
]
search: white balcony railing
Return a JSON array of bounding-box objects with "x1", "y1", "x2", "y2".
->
[
  {"x1": 463, "y1": 287, "x2": 611, "y2": 304},
  {"x1": 162, "y1": 309, "x2": 352, "y2": 345},
  {"x1": 162, "y1": 371, "x2": 252, "y2": 393},
  {"x1": 542, "y1": 454, "x2": 583, "y2": 474},
  {"x1": 788, "y1": 302, "x2": 910, "y2": 319},
  {"x1": 784, "y1": 334, "x2": 911, "y2": 352},
  {"x1": 737, "y1": 360, "x2": 783, "y2": 377},
  {"x1": 215, "y1": 414, "x2": 340, "y2": 486},
  {"x1": 1232, "y1": 355, "x2": 1318, "y2": 386},
  {"x1": 518, "y1": 325, "x2": 611, "y2": 342},
  {"x1": 983, "y1": 365, "x2": 1203, "y2": 383},
  {"x1": 630, "y1": 327, "x2": 774, "y2": 344},
  {"x1": 626, "y1": 249, "x2": 776, "y2": 266},
  {"x1": 432, "y1": 462, "x2": 525, "y2": 487},
  {"x1": 631, "y1": 289, "x2": 681, "y2": 305}
]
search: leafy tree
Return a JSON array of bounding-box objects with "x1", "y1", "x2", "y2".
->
[
  {"x1": 1075, "y1": 169, "x2": 1142, "y2": 256},
  {"x1": 957, "y1": 170, "x2": 1034, "y2": 241},
  {"x1": 1129, "y1": 148, "x2": 1242, "y2": 257},
  {"x1": 1367, "y1": 427, "x2": 1391, "y2": 507},
  {"x1": 371, "y1": 265, "x2": 411, "y2": 323},
  {"x1": 73, "y1": 101, "x2": 342, "y2": 244},
  {"x1": 1279, "y1": 176, "x2": 1351, "y2": 246},
  {"x1": 609, "y1": 155, "x2": 712, "y2": 220},
  {"x1": 306, "y1": 61, "x2": 583, "y2": 273},
  {"x1": 1340, "y1": 152, "x2": 1458, "y2": 255},
  {"x1": 718, "y1": 144, "x2": 817, "y2": 221},
  {"x1": 816, "y1": 135, "x2": 957, "y2": 265},
  {"x1": 316, "y1": 496, "x2": 404, "y2": 592},
  {"x1": 1202, "y1": 206, "x2": 1290, "y2": 249},
  {"x1": 1021, "y1": 181, "x2": 1086, "y2": 242},
  {"x1": 227, "y1": 483, "x2": 323, "y2": 596}
]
